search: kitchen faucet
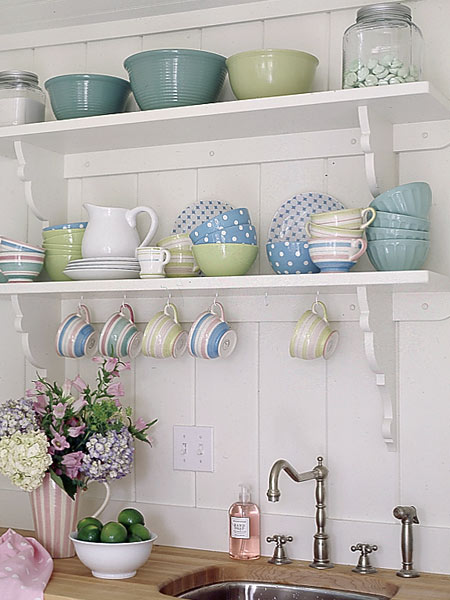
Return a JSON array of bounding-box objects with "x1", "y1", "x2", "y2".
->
[{"x1": 266, "y1": 456, "x2": 333, "y2": 569}]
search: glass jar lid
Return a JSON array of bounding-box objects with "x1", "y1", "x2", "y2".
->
[
  {"x1": 357, "y1": 3, "x2": 412, "y2": 23},
  {"x1": 0, "y1": 70, "x2": 40, "y2": 85}
]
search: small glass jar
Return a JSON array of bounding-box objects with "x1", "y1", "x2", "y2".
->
[
  {"x1": 342, "y1": 3, "x2": 423, "y2": 89},
  {"x1": 0, "y1": 70, "x2": 45, "y2": 126}
]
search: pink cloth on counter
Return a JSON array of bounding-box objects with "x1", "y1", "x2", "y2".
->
[{"x1": 0, "y1": 528, "x2": 53, "y2": 600}]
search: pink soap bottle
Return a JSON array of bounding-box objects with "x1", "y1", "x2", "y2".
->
[{"x1": 228, "y1": 484, "x2": 260, "y2": 560}]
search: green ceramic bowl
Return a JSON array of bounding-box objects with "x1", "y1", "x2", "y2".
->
[
  {"x1": 44, "y1": 252, "x2": 82, "y2": 281},
  {"x1": 42, "y1": 229, "x2": 85, "y2": 242},
  {"x1": 226, "y1": 48, "x2": 319, "y2": 100},
  {"x1": 192, "y1": 243, "x2": 258, "y2": 276},
  {"x1": 367, "y1": 239, "x2": 429, "y2": 271},
  {"x1": 45, "y1": 74, "x2": 131, "y2": 120},
  {"x1": 124, "y1": 49, "x2": 227, "y2": 110}
]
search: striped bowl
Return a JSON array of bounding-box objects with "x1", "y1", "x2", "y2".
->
[
  {"x1": 45, "y1": 74, "x2": 131, "y2": 120},
  {"x1": 0, "y1": 236, "x2": 44, "y2": 254},
  {"x1": 0, "y1": 251, "x2": 44, "y2": 282},
  {"x1": 124, "y1": 49, "x2": 227, "y2": 110}
]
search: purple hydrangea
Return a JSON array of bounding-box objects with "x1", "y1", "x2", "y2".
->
[
  {"x1": 0, "y1": 397, "x2": 39, "y2": 438},
  {"x1": 80, "y1": 427, "x2": 134, "y2": 481}
]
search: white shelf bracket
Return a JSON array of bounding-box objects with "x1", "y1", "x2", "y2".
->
[
  {"x1": 11, "y1": 294, "x2": 65, "y2": 381},
  {"x1": 14, "y1": 140, "x2": 67, "y2": 224},
  {"x1": 356, "y1": 285, "x2": 397, "y2": 451},
  {"x1": 358, "y1": 104, "x2": 398, "y2": 198}
]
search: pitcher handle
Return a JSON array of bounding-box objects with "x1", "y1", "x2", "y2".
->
[
  {"x1": 126, "y1": 206, "x2": 159, "y2": 249},
  {"x1": 90, "y1": 481, "x2": 111, "y2": 519}
]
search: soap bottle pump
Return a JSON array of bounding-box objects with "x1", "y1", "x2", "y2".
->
[{"x1": 228, "y1": 484, "x2": 260, "y2": 560}]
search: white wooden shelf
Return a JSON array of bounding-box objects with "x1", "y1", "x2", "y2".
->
[
  {"x1": 0, "y1": 82, "x2": 448, "y2": 157},
  {"x1": 1, "y1": 270, "x2": 448, "y2": 298}
]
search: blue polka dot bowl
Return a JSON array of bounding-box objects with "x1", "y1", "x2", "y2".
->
[
  {"x1": 194, "y1": 224, "x2": 257, "y2": 245},
  {"x1": 266, "y1": 241, "x2": 319, "y2": 275},
  {"x1": 189, "y1": 208, "x2": 251, "y2": 242}
]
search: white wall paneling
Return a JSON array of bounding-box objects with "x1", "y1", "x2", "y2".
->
[{"x1": 1, "y1": 0, "x2": 450, "y2": 575}]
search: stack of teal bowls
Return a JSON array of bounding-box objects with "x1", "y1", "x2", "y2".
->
[
  {"x1": 366, "y1": 182, "x2": 431, "y2": 271},
  {"x1": 42, "y1": 222, "x2": 86, "y2": 280}
]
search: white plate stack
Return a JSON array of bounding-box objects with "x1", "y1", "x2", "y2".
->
[{"x1": 63, "y1": 257, "x2": 140, "y2": 280}]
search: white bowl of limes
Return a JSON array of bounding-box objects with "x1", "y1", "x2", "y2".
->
[{"x1": 70, "y1": 508, "x2": 157, "y2": 579}]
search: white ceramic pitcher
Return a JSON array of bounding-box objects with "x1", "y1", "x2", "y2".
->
[{"x1": 82, "y1": 203, "x2": 159, "y2": 258}]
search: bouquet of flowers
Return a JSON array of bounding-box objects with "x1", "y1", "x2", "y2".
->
[{"x1": 0, "y1": 357, "x2": 156, "y2": 499}]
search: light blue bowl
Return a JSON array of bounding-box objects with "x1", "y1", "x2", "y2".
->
[
  {"x1": 372, "y1": 211, "x2": 429, "y2": 232},
  {"x1": 190, "y1": 208, "x2": 251, "y2": 241},
  {"x1": 266, "y1": 241, "x2": 319, "y2": 275},
  {"x1": 366, "y1": 226, "x2": 430, "y2": 241},
  {"x1": 367, "y1": 239, "x2": 429, "y2": 271},
  {"x1": 124, "y1": 49, "x2": 227, "y2": 110},
  {"x1": 194, "y1": 224, "x2": 256, "y2": 245},
  {"x1": 45, "y1": 74, "x2": 131, "y2": 120},
  {"x1": 43, "y1": 222, "x2": 88, "y2": 232},
  {"x1": 370, "y1": 182, "x2": 432, "y2": 219}
]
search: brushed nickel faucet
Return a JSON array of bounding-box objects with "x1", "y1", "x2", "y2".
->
[
  {"x1": 266, "y1": 456, "x2": 333, "y2": 569},
  {"x1": 393, "y1": 505, "x2": 420, "y2": 578}
]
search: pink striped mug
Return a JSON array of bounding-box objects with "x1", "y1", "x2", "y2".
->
[
  {"x1": 55, "y1": 303, "x2": 98, "y2": 358},
  {"x1": 188, "y1": 300, "x2": 237, "y2": 359},
  {"x1": 290, "y1": 300, "x2": 339, "y2": 360}
]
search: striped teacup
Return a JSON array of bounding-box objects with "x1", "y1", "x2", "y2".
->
[
  {"x1": 290, "y1": 300, "x2": 338, "y2": 360},
  {"x1": 55, "y1": 303, "x2": 98, "y2": 358},
  {"x1": 188, "y1": 300, "x2": 237, "y2": 359},
  {"x1": 99, "y1": 303, "x2": 142, "y2": 359},
  {"x1": 142, "y1": 302, "x2": 187, "y2": 359}
]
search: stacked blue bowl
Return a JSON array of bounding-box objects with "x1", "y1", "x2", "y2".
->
[{"x1": 367, "y1": 182, "x2": 431, "y2": 271}]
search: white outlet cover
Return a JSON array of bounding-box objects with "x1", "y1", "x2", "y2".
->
[{"x1": 173, "y1": 425, "x2": 214, "y2": 472}]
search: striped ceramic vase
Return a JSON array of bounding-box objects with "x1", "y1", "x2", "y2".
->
[{"x1": 29, "y1": 473, "x2": 80, "y2": 558}]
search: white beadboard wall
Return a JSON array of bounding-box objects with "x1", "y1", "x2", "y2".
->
[{"x1": 1, "y1": 0, "x2": 450, "y2": 576}]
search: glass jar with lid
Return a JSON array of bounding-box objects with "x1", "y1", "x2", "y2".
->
[
  {"x1": 0, "y1": 70, "x2": 45, "y2": 126},
  {"x1": 342, "y1": 3, "x2": 423, "y2": 89}
]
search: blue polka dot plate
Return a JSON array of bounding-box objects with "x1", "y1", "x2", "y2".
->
[
  {"x1": 267, "y1": 192, "x2": 345, "y2": 243},
  {"x1": 172, "y1": 200, "x2": 234, "y2": 234}
]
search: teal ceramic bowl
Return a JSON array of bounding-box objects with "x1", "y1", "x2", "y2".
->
[
  {"x1": 372, "y1": 211, "x2": 429, "y2": 232},
  {"x1": 367, "y1": 239, "x2": 429, "y2": 271},
  {"x1": 366, "y1": 226, "x2": 430, "y2": 242},
  {"x1": 370, "y1": 182, "x2": 431, "y2": 219},
  {"x1": 45, "y1": 74, "x2": 131, "y2": 120},
  {"x1": 124, "y1": 49, "x2": 227, "y2": 110}
]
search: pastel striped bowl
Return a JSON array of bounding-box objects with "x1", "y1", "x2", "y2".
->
[
  {"x1": 124, "y1": 49, "x2": 227, "y2": 110},
  {"x1": 45, "y1": 74, "x2": 131, "y2": 120},
  {"x1": 0, "y1": 251, "x2": 44, "y2": 282},
  {"x1": 0, "y1": 237, "x2": 44, "y2": 254}
]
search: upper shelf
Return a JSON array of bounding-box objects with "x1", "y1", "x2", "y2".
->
[
  {"x1": 0, "y1": 270, "x2": 448, "y2": 299},
  {"x1": 0, "y1": 82, "x2": 449, "y2": 157}
]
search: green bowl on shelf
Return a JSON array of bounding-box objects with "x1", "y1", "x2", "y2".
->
[
  {"x1": 44, "y1": 252, "x2": 82, "y2": 281},
  {"x1": 192, "y1": 243, "x2": 258, "y2": 276}
]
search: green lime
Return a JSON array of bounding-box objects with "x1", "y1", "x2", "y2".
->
[
  {"x1": 118, "y1": 508, "x2": 145, "y2": 528},
  {"x1": 127, "y1": 534, "x2": 143, "y2": 543},
  {"x1": 129, "y1": 523, "x2": 151, "y2": 541},
  {"x1": 77, "y1": 517, "x2": 102, "y2": 532},
  {"x1": 100, "y1": 521, "x2": 128, "y2": 543},
  {"x1": 78, "y1": 524, "x2": 101, "y2": 543}
]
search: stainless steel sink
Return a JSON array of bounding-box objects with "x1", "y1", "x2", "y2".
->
[{"x1": 177, "y1": 581, "x2": 390, "y2": 600}]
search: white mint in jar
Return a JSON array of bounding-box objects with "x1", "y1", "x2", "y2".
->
[
  {"x1": 0, "y1": 70, "x2": 45, "y2": 126},
  {"x1": 342, "y1": 3, "x2": 423, "y2": 89}
]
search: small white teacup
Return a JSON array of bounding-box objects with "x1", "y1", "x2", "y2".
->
[
  {"x1": 137, "y1": 246, "x2": 171, "y2": 279},
  {"x1": 290, "y1": 300, "x2": 339, "y2": 360}
]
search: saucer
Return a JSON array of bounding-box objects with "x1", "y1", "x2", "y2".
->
[
  {"x1": 267, "y1": 192, "x2": 345, "y2": 242},
  {"x1": 63, "y1": 268, "x2": 140, "y2": 280},
  {"x1": 172, "y1": 200, "x2": 234, "y2": 234}
]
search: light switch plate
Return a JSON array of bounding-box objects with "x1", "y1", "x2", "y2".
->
[{"x1": 173, "y1": 425, "x2": 214, "y2": 472}]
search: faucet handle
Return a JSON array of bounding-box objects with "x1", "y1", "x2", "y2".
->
[
  {"x1": 267, "y1": 534, "x2": 293, "y2": 565},
  {"x1": 350, "y1": 543, "x2": 378, "y2": 574}
]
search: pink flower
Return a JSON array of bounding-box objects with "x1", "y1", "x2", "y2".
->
[
  {"x1": 33, "y1": 395, "x2": 48, "y2": 416},
  {"x1": 134, "y1": 417, "x2": 147, "y2": 432},
  {"x1": 35, "y1": 381, "x2": 46, "y2": 392},
  {"x1": 51, "y1": 431, "x2": 70, "y2": 451},
  {"x1": 113, "y1": 398, "x2": 122, "y2": 408},
  {"x1": 72, "y1": 375, "x2": 87, "y2": 392},
  {"x1": 117, "y1": 362, "x2": 131, "y2": 371},
  {"x1": 68, "y1": 424, "x2": 85, "y2": 438},
  {"x1": 104, "y1": 357, "x2": 118, "y2": 372},
  {"x1": 53, "y1": 402, "x2": 66, "y2": 419},
  {"x1": 26, "y1": 389, "x2": 35, "y2": 397},
  {"x1": 92, "y1": 356, "x2": 104, "y2": 363},
  {"x1": 72, "y1": 396, "x2": 87, "y2": 413},
  {"x1": 62, "y1": 378, "x2": 73, "y2": 396},
  {"x1": 61, "y1": 451, "x2": 84, "y2": 479},
  {"x1": 107, "y1": 382, "x2": 124, "y2": 397}
]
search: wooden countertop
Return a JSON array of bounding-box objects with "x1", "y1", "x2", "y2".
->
[{"x1": 2, "y1": 531, "x2": 449, "y2": 600}]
